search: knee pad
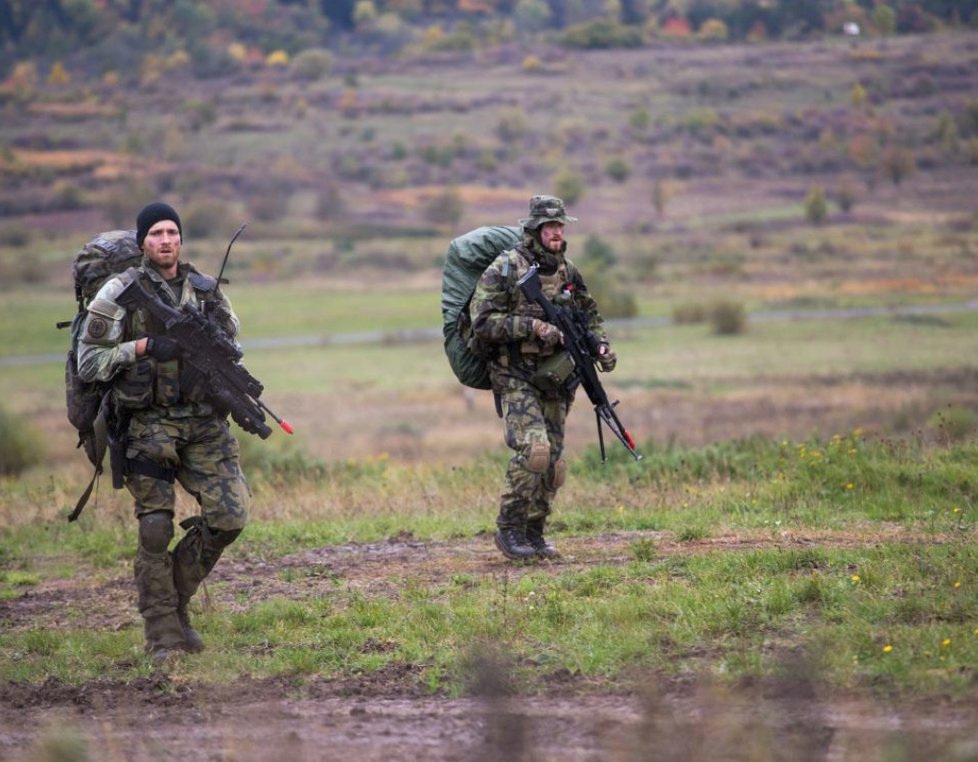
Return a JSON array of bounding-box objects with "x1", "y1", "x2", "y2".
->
[
  {"x1": 525, "y1": 442, "x2": 550, "y2": 474},
  {"x1": 553, "y1": 458, "x2": 567, "y2": 488},
  {"x1": 138, "y1": 512, "x2": 174, "y2": 553}
]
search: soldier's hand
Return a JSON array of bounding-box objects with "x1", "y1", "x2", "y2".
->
[
  {"x1": 145, "y1": 335, "x2": 180, "y2": 362},
  {"x1": 597, "y1": 342, "x2": 617, "y2": 372},
  {"x1": 531, "y1": 319, "x2": 563, "y2": 347}
]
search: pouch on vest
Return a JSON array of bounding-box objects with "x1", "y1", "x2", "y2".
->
[{"x1": 530, "y1": 350, "x2": 576, "y2": 394}]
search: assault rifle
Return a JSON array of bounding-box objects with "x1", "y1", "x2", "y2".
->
[
  {"x1": 115, "y1": 277, "x2": 293, "y2": 440},
  {"x1": 518, "y1": 264, "x2": 641, "y2": 463}
]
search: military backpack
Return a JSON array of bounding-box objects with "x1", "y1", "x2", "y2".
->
[
  {"x1": 440, "y1": 225, "x2": 521, "y2": 390},
  {"x1": 59, "y1": 229, "x2": 142, "y2": 520}
]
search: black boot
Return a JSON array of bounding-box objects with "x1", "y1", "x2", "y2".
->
[
  {"x1": 526, "y1": 519, "x2": 560, "y2": 559},
  {"x1": 176, "y1": 596, "x2": 204, "y2": 653},
  {"x1": 494, "y1": 527, "x2": 537, "y2": 561}
]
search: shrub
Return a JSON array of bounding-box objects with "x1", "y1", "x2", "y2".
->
[
  {"x1": 423, "y1": 187, "x2": 464, "y2": 228},
  {"x1": 805, "y1": 185, "x2": 828, "y2": 224},
  {"x1": 561, "y1": 20, "x2": 644, "y2": 49},
  {"x1": 289, "y1": 48, "x2": 333, "y2": 81},
  {"x1": 605, "y1": 156, "x2": 631, "y2": 183},
  {"x1": 496, "y1": 108, "x2": 529, "y2": 143},
  {"x1": 553, "y1": 168, "x2": 585, "y2": 205},
  {"x1": 246, "y1": 189, "x2": 290, "y2": 223},
  {"x1": 835, "y1": 179, "x2": 858, "y2": 214},
  {"x1": 183, "y1": 202, "x2": 231, "y2": 240},
  {"x1": 0, "y1": 221, "x2": 32, "y2": 247},
  {"x1": 581, "y1": 269, "x2": 638, "y2": 319},
  {"x1": 315, "y1": 183, "x2": 345, "y2": 220},
  {"x1": 673, "y1": 302, "x2": 707, "y2": 325},
  {"x1": 0, "y1": 407, "x2": 45, "y2": 477},
  {"x1": 710, "y1": 300, "x2": 747, "y2": 335},
  {"x1": 581, "y1": 234, "x2": 617, "y2": 268}
]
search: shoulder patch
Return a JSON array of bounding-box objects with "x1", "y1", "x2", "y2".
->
[{"x1": 85, "y1": 316, "x2": 109, "y2": 340}]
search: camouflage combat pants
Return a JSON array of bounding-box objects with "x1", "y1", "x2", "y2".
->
[
  {"x1": 126, "y1": 411, "x2": 249, "y2": 628},
  {"x1": 496, "y1": 378, "x2": 570, "y2": 530}
]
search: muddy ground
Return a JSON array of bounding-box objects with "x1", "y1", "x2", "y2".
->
[
  {"x1": 4, "y1": 529, "x2": 978, "y2": 761},
  {"x1": 5, "y1": 368, "x2": 978, "y2": 759}
]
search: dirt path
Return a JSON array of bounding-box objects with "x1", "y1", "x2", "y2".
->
[{"x1": 3, "y1": 530, "x2": 973, "y2": 760}]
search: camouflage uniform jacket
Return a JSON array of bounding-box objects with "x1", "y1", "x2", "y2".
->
[
  {"x1": 77, "y1": 257, "x2": 240, "y2": 418},
  {"x1": 469, "y1": 233, "x2": 607, "y2": 387}
]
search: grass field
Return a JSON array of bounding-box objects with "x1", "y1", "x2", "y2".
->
[{"x1": 2, "y1": 30, "x2": 978, "y2": 761}]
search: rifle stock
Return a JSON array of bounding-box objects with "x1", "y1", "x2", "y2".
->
[
  {"x1": 116, "y1": 277, "x2": 290, "y2": 439},
  {"x1": 517, "y1": 264, "x2": 641, "y2": 462}
]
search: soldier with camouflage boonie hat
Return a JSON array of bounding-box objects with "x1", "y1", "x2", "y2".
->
[
  {"x1": 518, "y1": 194, "x2": 578, "y2": 229},
  {"x1": 469, "y1": 194, "x2": 617, "y2": 562}
]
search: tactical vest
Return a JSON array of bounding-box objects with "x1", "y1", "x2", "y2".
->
[
  {"x1": 508, "y1": 245, "x2": 574, "y2": 360},
  {"x1": 114, "y1": 265, "x2": 220, "y2": 412}
]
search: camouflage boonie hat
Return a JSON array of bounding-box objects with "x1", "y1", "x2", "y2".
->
[{"x1": 518, "y1": 195, "x2": 578, "y2": 230}]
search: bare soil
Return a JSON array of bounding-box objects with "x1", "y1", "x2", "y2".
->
[{"x1": 3, "y1": 529, "x2": 976, "y2": 761}]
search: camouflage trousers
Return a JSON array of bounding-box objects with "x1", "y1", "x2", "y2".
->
[
  {"x1": 126, "y1": 411, "x2": 249, "y2": 623},
  {"x1": 496, "y1": 379, "x2": 570, "y2": 529}
]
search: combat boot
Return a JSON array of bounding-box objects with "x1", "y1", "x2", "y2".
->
[
  {"x1": 526, "y1": 519, "x2": 560, "y2": 559},
  {"x1": 144, "y1": 612, "x2": 188, "y2": 662},
  {"x1": 494, "y1": 527, "x2": 537, "y2": 561},
  {"x1": 176, "y1": 596, "x2": 204, "y2": 654}
]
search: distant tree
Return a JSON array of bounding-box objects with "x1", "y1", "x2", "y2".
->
[
  {"x1": 47, "y1": 61, "x2": 71, "y2": 85},
  {"x1": 651, "y1": 178, "x2": 671, "y2": 216},
  {"x1": 619, "y1": 0, "x2": 650, "y2": 25},
  {"x1": 514, "y1": 0, "x2": 551, "y2": 31},
  {"x1": 289, "y1": 48, "x2": 333, "y2": 81},
  {"x1": 495, "y1": 107, "x2": 529, "y2": 142},
  {"x1": 553, "y1": 168, "x2": 585, "y2": 204},
  {"x1": 321, "y1": 0, "x2": 355, "y2": 28},
  {"x1": 698, "y1": 17, "x2": 728, "y2": 41},
  {"x1": 354, "y1": 0, "x2": 378, "y2": 27},
  {"x1": 423, "y1": 187, "x2": 464, "y2": 228},
  {"x1": 605, "y1": 156, "x2": 631, "y2": 183},
  {"x1": 872, "y1": 3, "x2": 897, "y2": 35},
  {"x1": 880, "y1": 146, "x2": 915, "y2": 186},
  {"x1": 835, "y1": 178, "x2": 858, "y2": 214},
  {"x1": 935, "y1": 111, "x2": 960, "y2": 154},
  {"x1": 582, "y1": 234, "x2": 617, "y2": 267},
  {"x1": 629, "y1": 107, "x2": 650, "y2": 131},
  {"x1": 804, "y1": 185, "x2": 827, "y2": 224}
]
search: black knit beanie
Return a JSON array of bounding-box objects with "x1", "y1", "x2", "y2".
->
[{"x1": 136, "y1": 202, "x2": 182, "y2": 249}]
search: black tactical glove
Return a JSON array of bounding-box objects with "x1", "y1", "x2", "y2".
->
[
  {"x1": 597, "y1": 342, "x2": 617, "y2": 372},
  {"x1": 145, "y1": 335, "x2": 180, "y2": 362}
]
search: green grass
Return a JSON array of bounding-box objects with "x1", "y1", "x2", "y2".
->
[
  {"x1": 3, "y1": 538, "x2": 976, "y2": 695},
  {"x1": 2, "y1": 434, "x2": 977, "y2": 696}
]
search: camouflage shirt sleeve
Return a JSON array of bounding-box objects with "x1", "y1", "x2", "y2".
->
[
  {"x1": 568, "y1": 261, "x2": 609, "y2": 343},
  {"x1": 76, "y1": 275, "x2": 139, "y2": 383},
  {"x1": 469, "y1": 252, "x2": 535, "y2": 345},
  {"x1": 212, "y1": 287, "x2": 241, "y2": 345}
]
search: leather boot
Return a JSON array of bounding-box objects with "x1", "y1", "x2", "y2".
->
[
  {"x1": 526, "y1": 518, "x2": 560, "y2": 559},
  {"x1": 494, "y1": 527, "x2": 537, "y2": 561},
  {"x1": 176, "y1": 596, "x2": 204, "y2": 653}
]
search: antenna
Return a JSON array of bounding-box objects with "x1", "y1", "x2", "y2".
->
[{"x1": 216, "y1": 223, "x2": 247, "y2": 286}]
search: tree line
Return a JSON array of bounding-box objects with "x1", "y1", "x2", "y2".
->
[{"x1": 1, "y1": 0, "x2": 976, "y2": 79}]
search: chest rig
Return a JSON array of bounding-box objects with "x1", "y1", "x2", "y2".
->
[
  {"x1": 115, "y1": 265, "x2": 219, "y2": 411},
  {"x1": 506, "y1": 246, "x2": 573, "y2": 363}
]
